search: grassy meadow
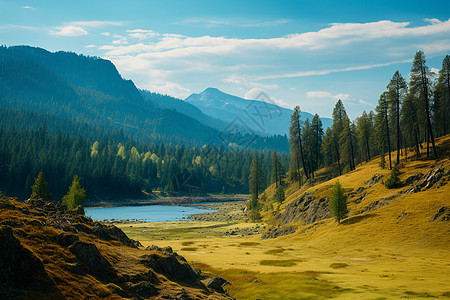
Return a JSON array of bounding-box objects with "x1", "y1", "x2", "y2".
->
[{"x1": 118, "y1": 136, "x2": 450, "y2": 300}]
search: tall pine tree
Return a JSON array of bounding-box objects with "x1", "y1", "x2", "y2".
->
[{"x1": 387, "y1": 71, "x2": 407, "y2": 164}]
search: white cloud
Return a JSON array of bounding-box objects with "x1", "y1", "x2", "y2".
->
[
  {"x1": 257, "y1": 59, "x2": 413, "y2": 80},
  {"x1": 102, "y1": 32, "x2": 111, "y2": 36},
  {"x1": 358, "y1": 99, "x2": 372, "y2": 106},
  {"x1": 245, "y1": 88, "x2": 291, "y2": 108},
  {"x1": 306, "y1": 91, "x2": 333, "y2": 98},
  {"x1": 182, "y1": 17, "x2": 289, "y2": 28},
  {"x1": 306, "y1": 91, "x2": 371, "y2": 107},
  {"x1": 127, "y1": 29, "x2": 159, "y2": 40},
  {"x1": 0, "y1": 24, "x2": 39, "y2": 31},
  {"x1": 22, "y1": 6, "x2": 36, "y2": 10},
  {"x1": 85, "y1": 45, "x2": 96, "y2": 48},
  {"x1": 50, "y1": 26, "x2": 88, "y2": 36},
  {"x1": 431, "y1": 67, "x2": 440, "y2": 75},
  {"x1": 306, "y1": 91, "x2": 349, "y2": 101},
  {"x1": 424, "y1": 18, "x2": 441, "y2": 25},
  {"x1": 66, "y1": 21, "x2": 123, "y2": 28},
  {"x1": 145, "y1": 82, "x2": 192, "y2": 99},
  {"x1": 111, "y1": 34, "x2": 128, "y2": 45},
  {"x1": 334, "y1": 93, "x2": 350, "y2": 101}
]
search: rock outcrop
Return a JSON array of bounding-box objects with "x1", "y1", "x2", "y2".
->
[
  {"x1": 0, "y1": 196, "x2": 234, "y2": 299},
  {"x1": 0, "y1": 226, "x2": 61, "y2": 299},
  {"x1": 279, "y1": 192, "x2": 329, "y2": 226}
]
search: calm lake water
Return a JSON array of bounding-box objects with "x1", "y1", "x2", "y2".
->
[{"x1": 85, "y1": 204, "x2": 216, "y2": 222}]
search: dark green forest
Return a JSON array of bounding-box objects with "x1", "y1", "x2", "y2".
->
[
  {"x1": 0, "y1": 118, "x2": 290, "y2": 200},
  {"x1": 1, "y1": 46, "x2": 448, "y2": 204},
  {"x1": 288, "y1": 51, "x2": 449, "y2": 186}
]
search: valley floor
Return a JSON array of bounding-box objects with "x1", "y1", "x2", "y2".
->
[
  {"x1": 119, "y1": 219, "x2": 450, "y2": 300},
  {"x1": 117, "y1": 139, "x2": 450, "y2": 299}
]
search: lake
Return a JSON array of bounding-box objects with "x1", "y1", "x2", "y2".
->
[{"x1": 85, "y1": 204, "x2": 216, "y2": 222}]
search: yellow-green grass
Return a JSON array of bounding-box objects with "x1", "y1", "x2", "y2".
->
[{"x1": 119, "y1": 135, "x2": 450, "y2": 299}]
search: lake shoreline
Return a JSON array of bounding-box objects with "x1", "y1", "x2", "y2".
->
[{"x1": 85, "y1": 194, "x2": 249, "y2": 208}]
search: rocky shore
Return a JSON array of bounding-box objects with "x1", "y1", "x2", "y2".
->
[
  {"x1": 188, "y1": 201, "x2": 247, "y2": 222},
  {"x1": 86, "y1": 194, "x2": 249, "y2": 208}
]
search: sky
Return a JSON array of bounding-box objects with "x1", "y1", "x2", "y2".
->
[{"x1": 1, "y1": 0, "x2": 450, "y2": 119}]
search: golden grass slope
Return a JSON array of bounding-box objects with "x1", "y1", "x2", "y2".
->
[{"x1": 124, "y1": 134, "x2": 450, "y2": 299}]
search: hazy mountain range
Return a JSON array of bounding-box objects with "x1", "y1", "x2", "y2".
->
[
  {"x1": 0, "y1": 45, "x2": 330, "y2": 152},
  {"x1": 185, "y1": 87, "x2": 332, "y2": 136}
]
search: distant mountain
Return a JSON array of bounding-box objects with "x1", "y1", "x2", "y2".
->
[
  {"x1": 140, "y1": 90, "x2": 228, "y2": 130},
  {"x1": 185, "y1": 88, "x2": 333, "y2": 136},
  {"x1": 0, "y1": 45, "x2": 289, "y2": 152}
]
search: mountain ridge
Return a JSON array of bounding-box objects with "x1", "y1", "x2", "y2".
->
[{"x1": 185, "y1": 87, "x2": 333, "y2": 136}]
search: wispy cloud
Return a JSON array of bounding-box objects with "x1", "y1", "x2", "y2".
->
[
  {"x1": 306, "y1": 91, "x2": 371, "y2": 106},
  {"x1": 49, "y1": 21, "x2": 123, "y2": 37},
  {"x1": 50, "y1": 26, "x2": 88, "y2": 36},
  {"x1": 65, "y1": 21, "x2": 123, "y2": 28},
  {"x1": 126, "y1": 29, "x2": 159, "y2": 40},
  {"x1": 22, "y1": 6, "x2": 36, "y2": 10},
  {"x1": 306, "y1": 91, "x2": 350, "y2": 100},
  {"x1": 98, "y1": 18, "x2": 450, "y2": 107},
  {"x1": 245, "y1": 87, "x2": 291, "y2": 108},
  {"x1": 257, "y1": 59, "x2": 413, "y2": 80},
  {"x1": 182, "y1": 17, "x2": 289, "y2": 28},
  {"x1": 0, "y1": 24, "x2": 39, "y2": 31}
]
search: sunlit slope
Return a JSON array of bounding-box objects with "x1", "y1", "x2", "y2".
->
[{"x1": 260, "y1": 134, "x2": 450, "y2": 252}]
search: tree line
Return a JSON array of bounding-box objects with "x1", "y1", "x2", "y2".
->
[
  {"x1": 246, "y1": 51, "x2": 449, "y2": 220},
  {"x1": 0, "y1": 122, "x2": 290, "y2": 201}
]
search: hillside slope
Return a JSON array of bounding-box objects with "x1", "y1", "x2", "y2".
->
[
  {"x1": 135, "y1": 135, "x2": 450, "y2": 299},
  {"x1": 0, "y1": 196, "x2": 233, "y2": 300},
  {"x1": 259, "y1": 134, "x2": 450, "y2": 250}
]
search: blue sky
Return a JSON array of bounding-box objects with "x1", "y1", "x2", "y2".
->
[{"x1": 1, "y1": 0, "x2": 450, "y2": 119}]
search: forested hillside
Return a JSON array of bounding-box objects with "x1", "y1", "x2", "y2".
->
[
  {"x1": 245, "y1": 51, "x2": 449, "y2": 223},
  {"x1": 0, "y1": 45, "x2": 289, "y2": 152},
  {"x1": 0, "y1": 45, "x2": 294, "y2": 201}
]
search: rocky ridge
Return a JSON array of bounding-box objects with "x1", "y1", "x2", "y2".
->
[{"x1": 0, "y1": 195, "x2": 233, "y2": 300}]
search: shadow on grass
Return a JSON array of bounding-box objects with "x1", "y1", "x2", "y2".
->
[{"x1": 341, "y1": 213, "x2": 376, "y2": 225}]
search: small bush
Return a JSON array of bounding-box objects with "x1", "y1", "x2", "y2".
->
[
  {"x1": 260, "y1": 259, "x2": 298, "y2": 267},
  {"x1": 330, "y1": 263, "x2": 348, "y2": 269},
  {"x1": 385, "y1": 164, "x2": 401, "y2": 189},
  {"x1": 180, "y1": 247, "x2": 197, "y2": 251}
]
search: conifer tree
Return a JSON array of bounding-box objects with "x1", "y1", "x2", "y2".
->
[
  {"x1": 339, "y1": 117, "x2": 356, "y2": 171},
  {"x1": 329, "y1": 180, "x2": 347, "y2": 224},
  {"x1": 410, "y1": 51, "x2": 438, "y2": 159},
  {"x1": 375, "y1": 92, "x2": 392, "y2": 169},
  {"x1": 436, "y1": 55, "x2": 450, "y2": 135},
  {"x1": 401, "y1": 93, "x2": 421, "y2": 159},
  {"x1": 62, "y1": 175, "x2": 86, "y2": 209},
  {"x1": 289, "y1": 106, "x2": 309, "y2": 186},
  {"x1": 271, "y1": 151, "x2": 280, "y2": 188},
  {"x1": 387, "y1": 71, "x2": 407, "y2": 164},
  {"x1": 274, "y1": 185, "x2": 285, "y2": 203},
  {"x1": 248, "y1": 154, "x2": 265, "y2": 219},
  {"x1": 30, "y1": 170, "x2": 52, "y2": 201},
  {"x1": 332, "y1": 100, "x2": 347, "y2": 174},
  {"x1": 356, "y1": 111, "x2": 373, "y2": 163}
]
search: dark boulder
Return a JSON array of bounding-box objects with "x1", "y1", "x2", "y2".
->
[
  {"x1": 0, "y1": 226, "x2": 56, "y2": 297},
  {"x1": 56, "y1": 233, "x2": 79, "y2": 247},
  {"x1": 129, "y1": 281, "x2": 158, "y2": 298},
  {"x1": 430, "y1": 206, "x2": 450, "y2": 222},
  {"x1": 365, "y1": 174, "x2": 383, "y2": 185},
  {"x1": 93, "y1": 223, "x2": 142, "y2": 248},
  {"x1": 71, "y1": 205, "x2": 85, "y2": 216},
  {"x1": 262, "y1": 225, "x2": 298, "y2": 239},
  {"x1": 68, "y1": 241, "x2": 113, "y2": 275},
  {"x1": 279, "y1": 192, "x2": 329, "y2": 226},
  {"x1": 204, "y1": 277, "x2": 230, "y2": 293},
  {"x1": 141, "y1": 253, "x2": 203, "y2": 288}
]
